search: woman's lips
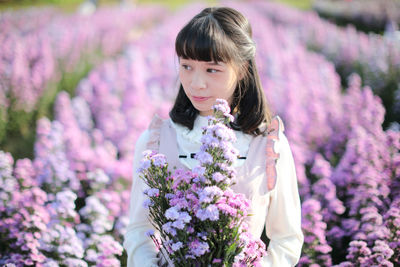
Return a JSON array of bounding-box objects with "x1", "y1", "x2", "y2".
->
[{"x1": 192, "y1": 96, "x2": 210, "y2": 102}]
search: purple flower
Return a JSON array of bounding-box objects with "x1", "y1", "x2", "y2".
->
[
  {"x1": 165, "y1": 206, "x2": 180, "y2": 220},
  {"x1": 145, "y1": 229, "x2": 154, "y2": 237},
  {"x1": 142, "y1": 199, "x2": 153, "y2": 208},
  {"x1": 171, "y1": 241, "x2": 183, "y2": 251},
  {"x1": 346, "y1": 240, "x2": 372, "y2": 260},
  {"x1": 198, "y1": 186, "x2": 223, "y2": 204},
  {"x1": 217, "y1": 202, "x2": 237, "y2": 216},
  {"x1": 315, "y1": 244, "x2": 332, "y2": 254},
  {"x1": 212, "y1": 99, "x2": 230, "y2": 113},
  {"x1": 146, "y1": 188, "x2": 160, "y2": 197},
  {"x1": 189, "y1": 239, "x2": 210, "y2": 257},
  {"x1": 212, "y1": 172, "x2": 225, "y2": 182},
  {"x1": 211, "y1": 124, "x2": 236, "y2": 142},
  {"x1": 162, "y1": 222, "x2": 177, "y2": 236},
  {"x1": 200, "y1": 135, "x2": 220, "y2": 148},
  {"x1": 142, "y1": 150, "x2": 154, "y2": 158},
  {"x1": 217, "y1": 162, "x2": 236, "y2": 176},
  {"x1": 64, "y1": 258, "x2": 88, "y2": 267},
  {"x1": 137, "y1": 158, "x2": 151, "y2": 173},
  {"x1": 195, "y1": 151, "x2": 213, "y2": 165},
  {"x1": 212, "y1": 99, "x2": 234, "y2": 123},
  {"x1": 192, "y1": 166, "x2": 206, "y2": 177},
  {"x1": 195, "y1": 204, "x2": 219, "y2": 221},
  {"x1": 178, "y1": 211, "x2": 191, "y2": 223},
  {"x1": 169, "y1": 194, "x2": 189, "y2": 209},
  {"x1": 165, "y1": 193, "x2": 175, "y2": 199},
  {"x1": 152, "y1": 154, "x2": 167, "y2": 168},
  {"x1": 372, "y1": 240, "x2": 394, "y2": 260},
  {"x1": 172, "y1": 220, "x2": 186, "y2": 229},
  {"x1": 172, "y1": 169, "x2": 194, "y2": 189}
]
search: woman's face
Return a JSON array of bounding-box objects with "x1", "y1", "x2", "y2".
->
[{"x1": 178, "y1": 57, "x2": 239, "y2": 116}]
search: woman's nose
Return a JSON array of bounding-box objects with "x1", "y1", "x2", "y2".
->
[{"x1": 190, "y1": 71, "x2": 206, "y2": 89}]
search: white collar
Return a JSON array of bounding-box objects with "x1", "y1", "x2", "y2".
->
[
  {"x1": 169, "y1": 115, "x2": 253, "y2": 144},
  {"x1": 169, "y1": 115, "x2": 208, "y2": 144}
]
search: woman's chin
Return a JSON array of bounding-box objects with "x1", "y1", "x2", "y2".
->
[
  {"x1": 190, "y1": 102, "x2": 212, "y2": 116},
  {"x1": 194, "y1": 106, "x2": 213, "y2": 116},
  {"x1": 199, "y1": 110, "x2": 213, "y2": 116}
]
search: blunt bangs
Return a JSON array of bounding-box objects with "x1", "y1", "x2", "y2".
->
[{"x1": 175, "y1": 15, "x2": 236, "y2": 63}]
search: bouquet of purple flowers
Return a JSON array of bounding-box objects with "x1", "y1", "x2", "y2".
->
[{"x1": 138, "y1": 99, "x2": 267, "y2": 266}]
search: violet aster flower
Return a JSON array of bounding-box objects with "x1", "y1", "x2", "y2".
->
[
  {"x1": 192, "y1": 166, "x2": 206, "y2": 177},
  {"x1": 198, "y1": 186, "x2": 223, "y2": 203},
  {"x1": 195, "y1": 204, "x2": 219, "y2": 221},
  {"x1": 212, "y1": 172, "x2": 225, "y2": 183},
  {"x1": 344, "y1": 240, "x2": 372, "y2": 265},
  {"x1": 194, "y1": 151, "x2": 213, "y2": 165},
  {"x1": 165, "y1": 206, "x2": 180, "y2": 220},
  {"x1": 145, "y1": 229, "x2": 155, "y2": 237},
  {"x1": 146, "y1": 188, "x2": 160, "y2": 197},
  {"x1": 212, "y1": 99, "x2": 234, "y2": 123},
  {"x1": 189, "y1": 239, "x2": 210, "y2": 257},
  {"x1": 172, "y1": 169, "x2": 194, "y2": 189},
  {"x1": 142, "y1": 199, "x2": 154, "y2": 208},
  {"x1": 169, "y1": 193, "x2": 189, "y2": 209},
  {"x1": 152, "y1": 154, "x2": 167, "y2": 168},
  {"x1": 171, "y1": 241, "x2": 183, "y2": 252},
  {"x1": 178, "y1": 212, "x2": 191, "y2": 223},
  {"x1": 200, "y1": 135, "x2": 220, "y2": 149},
  {"x1": 172, "y1": 220, "x2": 186, "y2": 230},
  {"x1": 162, "y1": 222, "x2": 177, "y2": 236},
  {"x1": 300, "y1": 198, "x2": 332, "y2": 266},
  {"x1": 137, "y1": 158, "x2": 151, "y2": 173},
  {"x1": 383, "y1": 198, "x2": 400, "y2": 263}
]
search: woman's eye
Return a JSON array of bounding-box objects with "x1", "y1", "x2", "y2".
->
[
  {"x1": 182, "y1": 64, "x2": 191, "y2": 70},
  {"x1": 207, "y1": 68, "x2": 219, "y2": 73}
]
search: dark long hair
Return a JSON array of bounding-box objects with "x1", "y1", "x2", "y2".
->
[{"x1": 169, "y1": 6, "x2": 273, "y2": 136}]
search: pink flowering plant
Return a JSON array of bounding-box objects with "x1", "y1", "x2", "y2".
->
[{"x1": 138, "y1": 99, "x2": 267, "y2": 266}]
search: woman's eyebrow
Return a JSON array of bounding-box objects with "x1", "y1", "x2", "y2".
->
[{"x1": 206, "y1": 61, "x2": 222, "y2": 66}]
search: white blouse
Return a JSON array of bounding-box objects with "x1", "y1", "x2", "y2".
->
[{"x1": 123, "y1": 115, "x2": 304, "y2": 266}]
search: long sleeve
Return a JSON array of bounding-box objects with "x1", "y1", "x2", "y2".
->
[
  {"x1": 262, "y1": 130, "x2": 304, "y2": 266},
  {"x1": 123, "y1": 130, "x2": 159, "y2": 267}
]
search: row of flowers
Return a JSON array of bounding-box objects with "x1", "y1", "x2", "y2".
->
[
  {"x1": 312, "y1": 0, "x2": 400, "y2": 33},
  {"x1": 246, "y1": 0, "x2": 400, "y2": 130},
  {"x1": 0, "y1": 1, "x2": 399, "y2": 266}
]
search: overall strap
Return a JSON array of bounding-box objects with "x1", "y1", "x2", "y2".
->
[
  {"x1": 159, "y1": 119, "x2": 186, "y2": 171},
  {"x1": 145, "y1": 114, "x2": 164, "y2": 152},
  {"x1": 145, "y1": 115, "x2": 188, "y2": 172},
  {"x1": 265, "y1": 115, "x2": 285, "y2": 191}
]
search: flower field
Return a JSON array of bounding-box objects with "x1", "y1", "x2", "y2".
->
[
  {"x1": 0, "y1": 4, "x2": 167, "y2": 159},
  {"x1": 0, "y1": 0, "x2": 399, "y2": 266},
  {"x1": 312, "y1": 0, "x2": 400, "y2": 33}
]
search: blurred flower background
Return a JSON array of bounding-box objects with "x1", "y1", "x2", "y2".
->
[{"x1": 0, "y1": 0, "x2": 399, "y2": 266}]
